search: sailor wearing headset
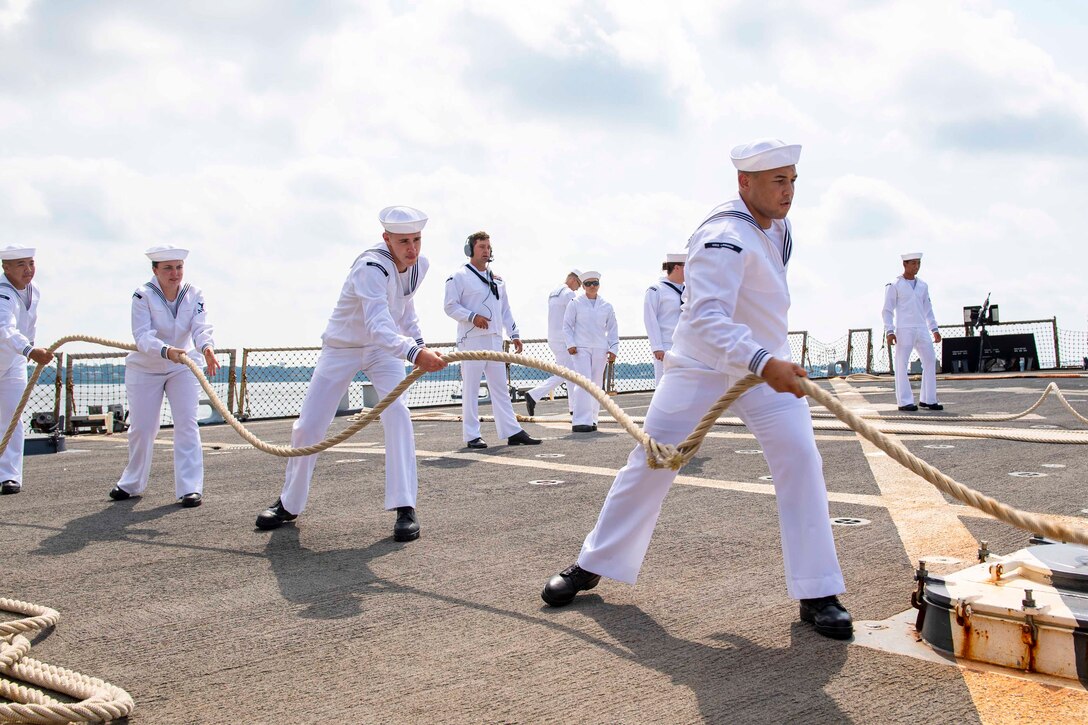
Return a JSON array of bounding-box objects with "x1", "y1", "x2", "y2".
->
[{"x1": 443, "y1": 231, "x2": 540, "y2": 449}]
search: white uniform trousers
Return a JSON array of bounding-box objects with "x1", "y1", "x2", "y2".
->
[
  {"x1": 570, "y1": 347, "x2": 607, "y2": 427},
  {"x1": 458, "y1": 335, "x2": 521, "y2": 443},
  {"x1": 116, "y1": 367, "x2": 203, "y2": 497},
  {"x1": 578, "y1": 353, "x2": 846, "y2": 600},
  {"x1": 0, "y1": 362, "x2": 28, "y2": 483},
  {"x1": 651, "y1": 343, "x2": 673, "y2": 385},
  {"x1": 280, "y1": 346, "x2": 416, "y2": 515},
  {"x1": 527, "y1": 342, "x2": 574, "y2": 405},
  {"x1": 893, "y1": 326, "x2": 938, "y2": 406}
]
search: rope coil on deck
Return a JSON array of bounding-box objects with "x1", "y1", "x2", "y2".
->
[{"x1": 0, "y1": 598, "x2": 135, "y2": 723}]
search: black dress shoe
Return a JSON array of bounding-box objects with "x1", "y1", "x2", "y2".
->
[
  {"x1": 591, "y1": 424, "x2": 597, "y2": 431},
  {"x1": 524, "y1": 393, "x2": 537, "y2": 417},
  {"x1": 179, "y1": 492, "x2": 203, "y2": 508},
  {"x1": 919, "y1": 402, "x2": 944, "y2": 411},
  {"x1": 108, "y1": 485, "x2": 132, "y2": 501},
  {"x1": 0, "y1": 480, "x2": 21, "y2": 495},
  {"x1": 897, "y1": 404, "x2": 919, "y2": 412},
  {"x1": 393, "y1": 506, "x2": 420, "y2": 541},
  {"x1": 799, "y1": 595, "x2": 854, "y2": 639},
  {"x1": 571, "y1": 425, "x2": 595, "y2": 433},
  {"x1": 255, "y1": 498, "x2": 297, "y2": 530},
  {"x1": 466, "y1": 437, "x2": 488, "y2": 449},
  {"x1": 508, "y1": 430, "x2": 541, "y2": 446},
  {"x1": 542, "y1": 564, "x2": 601, "y2": 606}
]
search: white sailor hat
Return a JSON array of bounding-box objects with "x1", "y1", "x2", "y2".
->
[
  {"x1": 579, "y1": 270, "x2": 601, "y2": 283},
  {"x1": 730, "y1": 138, "x2": 802, "y2": 172},
  {"x1": 901, "y1": 252, "x2": 923, "y2": 261},
  {"x1": 0, "y1": 245, "x2": 35, "y2": 260},
  {"x1": 145, "y1": 245, "x2": 189, "y2": 262},
  {"x1": 569, "y1": 268, "x2": 582, "y2": 277},
  {"x1": 666, "y1": 252, "x2": 687, "y2": 263},
  {"x1": 379, "y1": 206, "x2": 428, "y2": 234}
]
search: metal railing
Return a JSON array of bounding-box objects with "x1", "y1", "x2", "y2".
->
[{"x1": 14, "y1": 320, "x2": 1084, "y2": 434}]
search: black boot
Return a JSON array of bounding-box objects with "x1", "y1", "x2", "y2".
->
[
  {"x1": 256, "y1": 499, "x2": 297, "y2": 530},
  {"x1": 541, "y1": 564, "x2": 601, "y2": 606},
  {"x1": 393, "y1": 506, "x2": 420, "y2": 541},
  {"x1": 508, "y1": 430, "x2": 541, "y2": 445},
  {"x1": 799, "y1": 595, "x2": 853, "y2": 639}
]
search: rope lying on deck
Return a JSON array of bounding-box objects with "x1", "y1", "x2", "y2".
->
[{"x1": 0, "y1": 598, "x2": 135, "y2": 723}]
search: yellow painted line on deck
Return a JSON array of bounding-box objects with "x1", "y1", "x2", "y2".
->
[{"x1": 832, "y1": 378, "x2": 1088, "y2": 722}]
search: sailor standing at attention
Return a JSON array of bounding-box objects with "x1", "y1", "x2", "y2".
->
[
  {"x1": 541, "y1": 139, "x2": 854, "y2": 640},
  {"x1": 524, "y1": 268, "x2": 581, "y2": 416},
  {"x1": 882, "y1": 253, "x2": 942, "y2": 411},
  {"x1": 109, "y1": 245, "x2": 218, "y2": 508},
  {"x1": 563, "y1": 271, "x2": 619, "y2": 433},
  {"x1": 444, "y1": 231, "x2": 540, "y2": 449},
  {"x1": 643, "y1": 252, "x2": 686, "y2": 384},
  {"x1": 255, "y1": 207, "x2": 447, "y2": 540},
  {"x1": 0, "y1": 246, "x2": 53, "y2": 496}
]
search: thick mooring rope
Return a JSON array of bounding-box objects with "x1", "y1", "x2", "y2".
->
[
  {"x1": 6, "y1": 335, "x2": 1087, "y2": 546},
  {"x1": 0, "y1": 598, "x2": 135, "y2": 723},
  {"x1": 4, "y1": 336, "x2": 1088, "y2": 719}
]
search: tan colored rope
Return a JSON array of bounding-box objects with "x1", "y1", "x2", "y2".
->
[
  {"x1": 5, "y1": 337, "x2": 1088, "y2": 545},
  {"x1": 0, "y1": 598, "x2": 135, "y2": 723},
  {"x1": 809, "y1": 381, "x2": 1088, "y2": 423}
]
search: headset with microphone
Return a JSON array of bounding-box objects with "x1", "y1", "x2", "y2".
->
[{"x1": 464, "y1": 233, "x2": 494, "y2": 262}]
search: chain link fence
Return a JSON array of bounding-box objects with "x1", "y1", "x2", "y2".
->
[
  {"x1": 61, "y1": 350, "x2": 236, "y2": 432},
  {"x1": 237, "y1": 342, "x2": 466, "y2": 420},
  {"x1": 14, "y1": 321, "x2": 1086, "y2": 435}
]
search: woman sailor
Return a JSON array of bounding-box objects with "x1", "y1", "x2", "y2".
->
[
  {"x1": 108, "y1": 245, "x2": 218, "y2": 507},
  {"x1": 563, "y1": 270, "x2": 618, "y2": 432},
  {"x1": 643, "y1": 252, "x2": 686, "y2": 383}
]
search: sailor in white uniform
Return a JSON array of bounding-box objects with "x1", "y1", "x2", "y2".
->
[
  {"x1": 563, "y1": 271, "x2": 619, "y2": 432},
  {"x1": 524, "y1": 269, "x2": 581, "y2": 416},
  {"x1": 444, "y1": 231, "x2": 540, "y2": 448},
  {"x1": 0, "y1": 246, "x2": 53, "y2": 496},
  {"x1": 255, "y1": 206, "x2": 447, "y2": 541},
  {"x1": 882, "y1": 253, "x2": 942, "y2": 411},
  {"x1": 109, "y1": 245, "x2": 218, "y2": 508},
  {"x1": 643, "y1": 252, "x2": 686, "y2": 384},
  {"x1": 541, "y1": 139, "x2": 854, "y2": 639}
]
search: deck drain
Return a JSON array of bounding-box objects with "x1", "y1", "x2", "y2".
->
[
  {"x1": 528, "y1": 479, "x2": 564, "y2": 486},
  {"x1": 758, "y1": 475, "x2": 773, "y2": 481},
  {"x1": 735, "y1": 449, "x2": 763, "y2": 455},
  {"x1": 1009, "y1": 471, "x2": 1047, "y2": 478},
  {"x1": 923, "y1": 444, "x2": 954, "y2": 449},
  {"x1": 831, "y1": 517, "x2": 870, "y2": 526},
  {"x1": 535, "y1": 453, "x2": 565, "y2": 459},
  {"x1": 1041, "y1": 464, "x2": 1066, "y2": 468},
  {"x1": 334, "y1": 458, "x2": 367, "y2": 463},
  {"x1": 422, "y1": 457, "x2": 442, "y2": 462},
  {"x1": 1030, "y1": 424, "x2": 1059, "y2": 429}
]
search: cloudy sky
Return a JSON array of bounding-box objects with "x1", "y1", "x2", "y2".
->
[{"x1": 3, "y1": 0, "x2": 1087, "y2": 357}]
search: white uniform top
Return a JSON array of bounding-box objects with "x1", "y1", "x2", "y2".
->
[
  {"x1": 643, "y1": 277, "x2": 684, "y2": 353},
  {"x1": 882, "y1": 276, "x2": 938, "y2": 333},
  {"x1": 321, "y1": 243, "x2": 428, "y2": 362},
  {"x1": 127, "y1": 279, "x2": 215, "y2": 374},
  {"x1": 546, "y1": 285, "x2": 576, "y2": 345},
  {"x1": 0, "y1": 275, "x2": 38, "y2": 369},
  {"x1": 563, "y1": 294, "x2": 619, "y2": 353},
  {"x1": 671, "y1": 197, "x2": 794, "y2": 380},
  {"x1": 443, "y1": 263, "x2": 520, "y2": 347}
]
